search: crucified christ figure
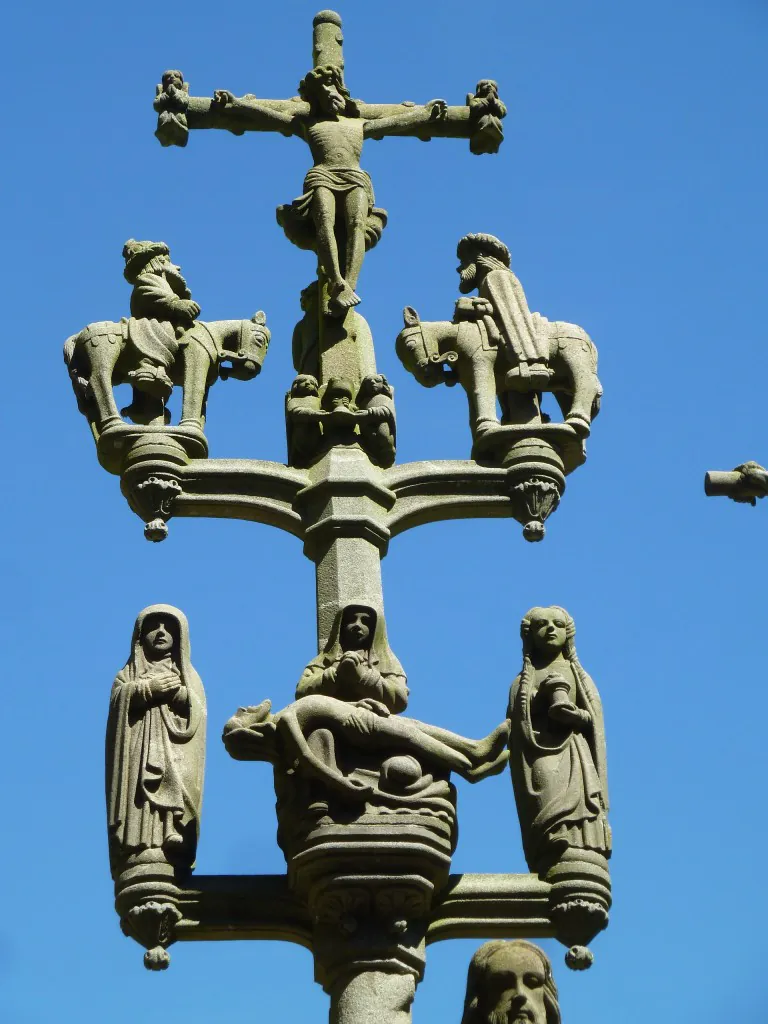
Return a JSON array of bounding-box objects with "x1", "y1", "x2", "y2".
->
[{"x1": 211, "y1": 65, "x2": 448, "y2": 316}]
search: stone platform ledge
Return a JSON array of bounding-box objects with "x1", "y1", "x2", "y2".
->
[
  {"x1": 165, "y1": 456, "x2": 536, "y2": 540},
  {"x1": 172, "y1": 872, "x2": 552, "y2": 946}
]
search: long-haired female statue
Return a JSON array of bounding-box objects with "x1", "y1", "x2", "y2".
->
[
  {"x1": 106, "y1": 604, "x2": 206, "y2": 875},
  {"x1": 507, "y1": 606, "x2": 610, "y2": 876}
]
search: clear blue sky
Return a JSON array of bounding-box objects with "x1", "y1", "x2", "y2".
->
[{"x1": 2, "y1": 1, "x2": 767, "y2": 1021}]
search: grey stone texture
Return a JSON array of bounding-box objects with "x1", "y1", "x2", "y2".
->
[
  {"x1": 462, "y1": 941, "x2": 561, "y2": 1024},
  {"x1": 396, "y1": 233, "x2": 602, "y2": 539},
  {"x1": 63, "y1": 7, "x2": 615, "y2": 1019},
  {"x1": 222, "y1": 605, "x2": 509, "y2": 995},
  {"x1": 507, "y1": 607, "x2": 611, "y2": 970},
  {"x1": 705, "y1": 461, "x2": 768, "y2": 505},
  {"x1": 63, "y1": 239, "x2": 270, "y2": 539},
  {"x1": 106, "y1": 605, "x2": 206, "y2": 969},
  {"x1": 153, "y1": 16, "x2": 505, "y2": 318}
]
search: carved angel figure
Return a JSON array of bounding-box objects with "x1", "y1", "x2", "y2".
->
[
  {"x1": 507, "y1": 606, "x2": 610, "y2": 876},
  {"x1": 106, "y1": 605, "x2": 206, "y2": 875}
]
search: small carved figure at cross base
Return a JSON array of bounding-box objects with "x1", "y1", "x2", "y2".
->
[{"x1": 461, "y1": 941, "x2": 561, "y2": 1024}]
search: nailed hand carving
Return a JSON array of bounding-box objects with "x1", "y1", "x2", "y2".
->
[
  {"x1": 63, "y1": 239, "x2": 270, "y2": 437},
  {"x1": 704, "y1": 461, "x2": 768, "y2": 505},
  {"x1": 157, "y1": 42, "x2": 505, "y2": 316},
  {"x1": 396, "y1": 233, "x2": 601, "y2": 447},
  {"x1": 507, "y1": 607, "x2": 611, "y2": 968},
  {"x1": 106, "y1": 605, "x2": 206, "y2": 874},
  {"x1": 461, "y1": 941, "x2": 561, "y2": 1024}
]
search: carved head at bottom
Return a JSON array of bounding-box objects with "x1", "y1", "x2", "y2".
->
[{"x1": 461, "y1": 941, "x2": 560, "y2": 1024}]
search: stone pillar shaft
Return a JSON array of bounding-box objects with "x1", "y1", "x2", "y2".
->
[
  {"x1": 315, "y1": 534, "x2": 384, "y2": 649},
  {"x1": 330, "y1": 971, "x2": 415, "y2": 1024},
  {"x1": 313, "y1": 11, "x2": 344, "y2": 70}
]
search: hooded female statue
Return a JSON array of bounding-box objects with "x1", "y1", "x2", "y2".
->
[
  {"x1": 296, "y1": 604, "x2": 408, "y2": 713},
  {"x1": 106, "y1": 605, "x2": 206, "y2": 875},
  {"x1": 507, "y1": 606, "x2": 610, "y2": 876}
]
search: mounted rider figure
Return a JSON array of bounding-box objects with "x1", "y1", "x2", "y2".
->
[
  {"x1": 121, "y1": 238, "x2": 201, "y2": 410},
  {"x1": 455, "y1": 233, "x2": 552, "y2": 392}
]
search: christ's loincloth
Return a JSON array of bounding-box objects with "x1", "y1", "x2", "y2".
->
[{"x1": 276, "y1": 166, "x2": 387, "y2": 254}]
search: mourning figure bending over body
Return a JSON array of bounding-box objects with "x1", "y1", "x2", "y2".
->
[
  {"x1": 296, "y1": 604, "x2": 408, "y2": 712},
  {"x1": 461, "y1": 941, "x2": 561, "y2": 1024},
  {"x1": 507, "y1": 606, "x2": 610, "y2": 875},
  {"x1": 223, "y1": 603, "x2": 509, "y2": 797},
  {"x1": 106, "y1": 605, "x2": 206, "y2": 874}
]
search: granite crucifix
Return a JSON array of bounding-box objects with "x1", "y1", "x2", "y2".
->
[
  {"x1": 153, "y1": 10, "x2": 506, "y2": 317},
  {"x1": 63, "y1": 11, "x2": 610, "y2": 1024}
]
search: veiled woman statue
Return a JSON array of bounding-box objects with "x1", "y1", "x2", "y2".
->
[
  {"x1": 106, "y1": 605, "x2": 206, "y2": 876},
  {"x1": 296, "y1": 604, "x2": 409, "y2": 712},
  {"x1": 507, "y1": 606, "x2": 610, "y2": 877}
]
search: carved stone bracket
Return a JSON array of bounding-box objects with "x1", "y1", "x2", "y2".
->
[
  {"x1": 123, "y1": 450, "x2": 582, "y2": 544},
  {"x1": 167, "y1": 871, "x2": 553, "y2": 947},
  {"x1": 114, "y1": 858, "x2": 185, "y2": 971}
]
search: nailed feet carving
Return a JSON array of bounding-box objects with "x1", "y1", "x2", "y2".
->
[{"x1": 154, "y1": 38, "x2": 505, "y2": 315}]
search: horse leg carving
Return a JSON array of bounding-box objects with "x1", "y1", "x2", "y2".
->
[
  {"x1": 180, "y1": 342, "x2": 212, "y2": 430},
  {"x1": 88, "y1": 338, "x2": 123, "y2": 429},
  {"x1": 551, "y1": 332, "x2": 601, "y2": 437},
  {"x1": 465, "y1": 350, "x2": 500, "y2": 437}
]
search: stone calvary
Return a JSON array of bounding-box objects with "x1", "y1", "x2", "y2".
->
[{"x1": 63, "y1": 10, "x2": 611, "y2": 1023}]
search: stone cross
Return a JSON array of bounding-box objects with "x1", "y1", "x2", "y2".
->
[
  {"x1": 64, "y1": 12, "x2": 609, "y2": 1024},
  {"x1": 153, "y1": 10, "x2": 506, "y2": 383}
]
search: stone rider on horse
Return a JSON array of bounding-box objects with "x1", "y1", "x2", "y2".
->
[{"x1": 455, "y1": 233, "x2": 551, "y2": 391}]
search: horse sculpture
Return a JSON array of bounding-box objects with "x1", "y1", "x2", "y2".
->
[
  {"x1": 395, "y1": 305, "x2": 601, "y2": 442},
  {"x1": 64, "y1": 312, "x2": 270, "y2": 435}
]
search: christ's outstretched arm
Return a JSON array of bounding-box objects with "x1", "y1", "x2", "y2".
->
[
  {"x1": 364, "y1": 99, "x2": 448, "y2": 140},
  {"x1": 208, "y1": 91, "x2": 302, "y2": 137}
]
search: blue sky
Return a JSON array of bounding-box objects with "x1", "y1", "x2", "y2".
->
[{"x1": 2, "y1": 1, "x2": 767, "y2": 1021}]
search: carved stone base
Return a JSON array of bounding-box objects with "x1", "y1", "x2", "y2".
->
[
  {"x1": 281, "y1": 784, "x2": 457, "y2": 992},
  {"x1": 98, "y1": 423, "x2": 206, "y2": 475},
  {"x1": 503, "y1": 436, "x2": 565, "y2": 542},
  {"x1": 102, "y1": 427, "x2": 204, "y2": 539},
  {"x1": 114, "y1": 855, "x2": 184, "y2": 970},
  {"x1": 545, "y1": 849, "x2": 611, "y2": 970}
]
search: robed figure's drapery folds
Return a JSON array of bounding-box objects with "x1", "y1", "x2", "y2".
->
[
  {"x1": 295, "y1": 604, "x2": 408, "y2": 713},
  {"x1": 508, "y1": 641, "x2": 610, "y2": 875},
  {"x1": 479, "y1": 264, "x2": 549, "y2": 368},
  {"x1": 106, "y1": 605, "x2": 206, "y2": 875}
]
